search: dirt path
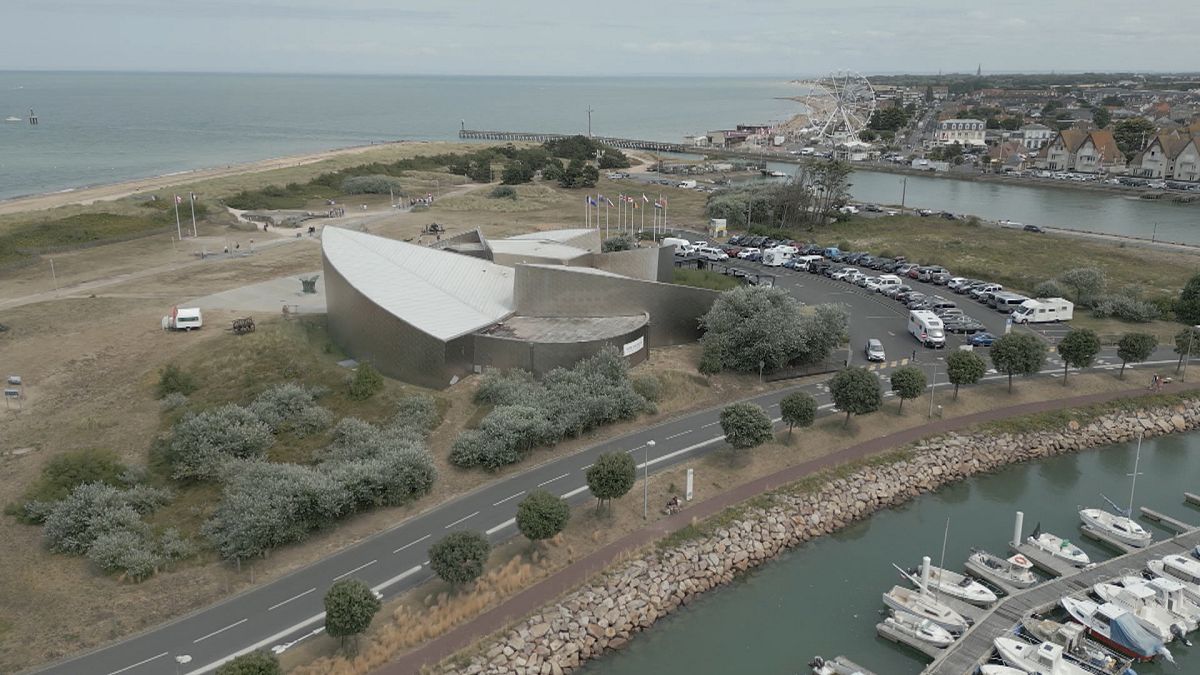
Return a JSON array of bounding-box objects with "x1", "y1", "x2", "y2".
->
[{"x1": 376, "y1": 381, "x2": 1200, "y2": 674}]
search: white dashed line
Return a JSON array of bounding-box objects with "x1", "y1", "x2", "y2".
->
[
  {"x1": 268, "y1": 587, "x2": 316, "y2": 611},
  {"x1": 486, "y1": 518, "x2": 517, "y2": 535},
  {"x1": 561, "y1": 485, "x2": 589, "y2": 499},
  {"x1": 537, "y1": 473, "x2": 569, "y2": 487},
  {"x1": 106, "y1": 652, "x2": 168, "y2": 675},
  {"x1": 193, "y1": 618, "x2": 248, "y2": 644},
  {"x1": 372, "y1": 565, "x2": 423, "y2": 594},
  {"x1": 444, "y1": 511, "x2": 480, "y2": 529},
  {"x1": 493, "y1": 491, "x2": 525, "y2": 506},
  {"x1": 665, "y1": 429, "x2": 693, "y2": 440},
  {"x1": 332, "y1": 559, "x2": 376, "y2": 581},
  {"x1": 393, "y1": 534, "x2": 430, "y2": 554},
  {"x1": 700, "y1": 421, "x2": 721, "y2": 428}
]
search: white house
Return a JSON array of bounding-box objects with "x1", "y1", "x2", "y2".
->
[
  {"x1": 935, "y1": 119, "x2": 986, "y2": 146},
  {"x1": 1015, "y1": 123, "x2": 1054, "y2": 150},
  {"x1": 1129, "y1": 130, "x2": 1200, "y2": 182}
]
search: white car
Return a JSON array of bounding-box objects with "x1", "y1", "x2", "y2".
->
[
  {"x1": 736, "y1": 247, "x2": 760, "y2": 259},
  {"x1": 830, "y1": 268, "x2": 853, "y2": 281},
  {"x1": 838, "y1": 205, "x2": 860, "y2": 214},
  {"x1": 844, "y1": 270, "x2": 864, "y2": 283},
  {"x1": 864, "y1": 278, "x2": 882, "y2": 292}
]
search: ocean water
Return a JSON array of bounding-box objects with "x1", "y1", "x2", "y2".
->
[{"x1": 0, "y1": 72, "x2": 800, "y2": 200}]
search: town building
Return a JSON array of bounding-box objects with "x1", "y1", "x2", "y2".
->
[
  {"x1": 322, "y1": 227, "x2": 719, "y2": 389},
  {"x1": 1036, "y1": 128, "x2": 1126, "y2": 173},
  {"x1": 1128, "y1": 130, "x2": 1200, "y2": 182},
  {"x1": 935, "y1": 118, "x2": 986, "y2": 146},
  {"x1": 1014, "y1": 123, "x2": 1054, "y2": 150}
]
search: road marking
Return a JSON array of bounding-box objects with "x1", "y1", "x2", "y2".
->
[
  {"x1": 422, "y1": 560, "x2": 430, "y2": 566},
  {"x1": 486, "y1": 518, "x2": 517, "y2": 535},
  {"x1": 193, "y1": 618, "x2": 248, "y2": 644},
  {"x1": 186, "y1": 615, "x2": 325, "y2": 674},
  {"x1": 393, "y1": 534, "x2": 430, "y2": 554},
  {"x1": 372, "y1": 565, "x2": 424, "y2": 594},
  {"x1": 637, "y1": 436, "x2": 724, "y2": 470},
  {"x1": 492, "y1": 491, "x2": 525, "y2": 506},
  {"x1": 664, "y1": 429, "x2": 693, "y2": 440},
  {"x1": 332, "y1": 559, "x2": 377, "y2": 581},
  {"x1": 561, "y1": 485, "x2": 589, "y2": 499},
  {"x1": 444, "y1": 511, "x2": 479, "y2": 529},
  {"x1": 700, "y1": 420, "x2": 720, "y2": 428},
  {"x1": 106, "y1": 652, "x2": 168, "y2": 675},
  {"x1": 818, "y1": 403, "x2": 835, "y2": 410},
  {"x1": 537, "y1": 473, "x2": 569, "y2": 487},
  {"x1": 268, "y1": 587, "x2": 316, "y2": 611}
]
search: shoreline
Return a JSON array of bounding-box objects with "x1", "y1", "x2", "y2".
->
[
  {"x1": 0, "y1": 140, "x2": 416, "y2": 216},
  {"x1": 413, "y1": 386, "x2": 1200, "y2": 674}
]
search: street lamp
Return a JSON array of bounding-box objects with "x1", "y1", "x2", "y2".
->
[
  {"x1": 1183, "y1": 326, "x2": 1200, "y2": 383},
  {"x1": 643, "y1": 440, "x2": 655, "y2": 519},
  {"x1": 928, "y1": 360, "x2": 939, "y2": 419}
]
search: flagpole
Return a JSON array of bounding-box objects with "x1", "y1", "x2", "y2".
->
[
  {"x1": 605, "y1": 202, "x2": 609, "y2": 239},
  {"x1": 174, "y1": 195, "x2": 182, "y2": 240},
  {"x1": 189, "y1": 193, "x2": 197, "y2": 237}
]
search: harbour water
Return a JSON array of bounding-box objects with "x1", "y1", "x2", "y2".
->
[
  {"x1": 583, "y1": 433, "x2": 1200, "y2": 675},
  {"x1": 0, "y1": 72, "x2": 799, "y2": 200}
]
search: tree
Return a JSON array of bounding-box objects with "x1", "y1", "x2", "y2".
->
[
  {"x1": 579, "y1": 164, "x2": 599, "y2": 188},
  {"x1": 157, "y1": 363, "x2": 197, "y2": 398},
  {"x1": 990, "y1": 333, "x2": 1047, "y2": 392},
  {"x1": 215, "y1": 651, "x2": 281, "y2": 675},
  {"x1": 348, "y1": 363, "x2": 385, "y2": 401},
  {"x1": 428, "y1": 531, "x2": 490, "y2": 587},
  {"x1": 585, "y1": 451, "x2": 636, "y2": 511},
  {"x1": 699, "y1": 287, "x2": 847, "y2": 374},
  {"x1": 889, "y1": 366, "x2": 926, "y2": 413},
  {"x1": 1092, "y1": 107, "x2": 1112, "y2": 129},
  {"x1": 1173, "y1": 326, "x2": 1200, "y2": 373},
  {"x1": 324, "y1": 579, "x2": 381, "y2": 654},
  {"x1": 1177, "y1": 273, "x2": 1200, "y2": 325},
  {"x1": 1056, "y1": 329, "x2": 1101, "y2": 384},
  {"x1": 467, "y1": 158, "x2": 493, "y2": 183},
  {"x1": 501, "y1": 161, "x2": 533, "y2": 185},
  {"x1": 1057, "y1": 268, "x2": 1106, "y2": 307},
  {"x1": 946, "y1": 349, "x2": 986, "y2": 400},
  {"x1": 719, "y1": 403, "x2": 773, "y2": 450},
  {"x1": 1113, "y1": 117, "x2": 1155, "y2": 159},
  {"x1": 780, "y1": 391, "x2": 817, "y2": 436},
  {"x1": 1116, "y1": 332, "x2": 1157, "y2": 379},
  {"x1": 828, "y1": 367, "x2": 882, "y2": 428},
  {"x1": 515, "y1": 490, "x2": 569, "y2": 544}
]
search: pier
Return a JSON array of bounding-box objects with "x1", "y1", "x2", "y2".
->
[
  {"x1": 921, "y1": 520, "x2": 1200, "y2": 675},
  {"x1": 458, "y1": 129, "x2": 690, "y2": 153}
]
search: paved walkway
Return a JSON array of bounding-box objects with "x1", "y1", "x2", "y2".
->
[{"x1": 378, "y1": 381, "x2": 1200, "y2": 674}]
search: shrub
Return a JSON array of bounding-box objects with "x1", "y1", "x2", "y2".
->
[
  {"x1": 698, "y1": 344, "x2": 724, "y2": 375},
  {"x1": 157, "y1": 363, "x2": 197, "y2": 398},
  {"x1": 429, "y1": 531, "x2": 491, "y2": 587},
  {"x1": 216, "y1": 651, "x2": 281, "y2": 675},
  {"x1": 86, "y1": 528, "x2": 161, "y2": 580},
  {"x1": 159, "y1": 527, "x2": 197, "y2": 560},
  {"x1": 165, "y1": 404, "x2": 275, "y2": 480},
  {"x1": 490, "y1": 185, "x2": 518, "y2": 199},
  {"x1": 631, "y1": 374, "x2": 662, "y2": 402},
  {"x1": 324, "y1": 579, "x2": 382, "y2": 653},
  {"x1": 348, "y1": 363, "x2": 385, "y2": 400},
  {"x1": 515, "y1": 490, "x2": 570, "y2": 543},
  {"x1": 990, "y1": 333, "x2": 1047, "y2": 392},
  {"x1": 42, "y1": 482, "x2": 169, "y2": 556},
  {"x1": 1092, "y1": 295, "x2": 1159, "y2": 323},
  {"x1": 719, "y1": 403, "x2": 773, "y2": 450},
  {"x1": 699, "y1": 288, "x2": 847, "y2": 374},
  {"x1": 602, "y1": 235, "x2": 636, "y2": 252},
  {"x1": 1057, "y1": 267, "x2": 1106, "y2": 307},
  {"x1": 586, "y1": 451, "x2": 636, "y2": 509},
  {"x1": 248, "y1": 383, "x2": 332, "y2": 435},
  {"x1": 392, "y1": 394, "x2": 441, "y2": 433},
  {"x1": 448, "y1": 405, "x2": 555, "y2": 470},
  {"x1": 18, "y1": 448, "x2": 127, "y2": 507},
  {"x1": 341, "y1": 174, "x2": 402, "y2": 195},
  {"x1": 1032, "y1": 279, "x2": 1067, "y2": 299},
  {"x1": 160, "y1": 392, "x2": 188, "y2": 411}
]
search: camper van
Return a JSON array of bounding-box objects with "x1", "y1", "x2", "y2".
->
[
  {"x1": 163, "y1": 306, "x2": 203, "y2": 331},
  {"x1": 762, "y1": 245, "x2": 798, "y2": 267},
  {"x1": 908, "y1": 310, "x2": 945, "y2": 348},
  {"x1": 662, "y1": 237, "x2": 692, "y2": 255},
  {"x1": 876, "y1": 274, "x2": 903, "y2": 293},
  {"x1": 792, "y1": 255, "x2": 824, "y2": 271},
  {"x1": 1012, "y1": 297, "x2": 1074, "y2": 324}
]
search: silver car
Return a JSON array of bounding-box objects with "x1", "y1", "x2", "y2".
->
[{"x1": 865, "y1": 338, "x2": 886, "y2": 362}]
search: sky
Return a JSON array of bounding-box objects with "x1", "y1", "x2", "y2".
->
[{"x1": 4, "y1": 0, "x2": 1200, "y2": 76}]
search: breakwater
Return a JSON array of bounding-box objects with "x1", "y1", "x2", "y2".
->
[{"x1": 435, "y1": 401, "x2": 1200, "y2": 674}]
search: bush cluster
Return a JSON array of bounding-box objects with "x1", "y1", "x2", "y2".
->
[
  {"x1": 157, "y1": 363, "x2": 197, "y2": 398},
  {"x1": 601, "y1": 235, "x2": 636, "y2": 252},
  {"x1": 341, "y1": 175, "x2": 403, "y2": 195},
  {"x1": 699, "y1": 287, "x2": 847, "y2": 374},
  {"x1": 1091, "y1": 295, "x2": 1160, "y2": 323},
  {"x1": 248, "y1": 383, "x2": 333, "y2": 437},
  {"x1": 348, "y1": 363, "x2": 385, "y2": 400},
  {"x1": 449, "y1": 349, "x2": 649, "y2": 470},
  {"x1": 164, "y1": 404, "x2": 276, "y2": 480}
]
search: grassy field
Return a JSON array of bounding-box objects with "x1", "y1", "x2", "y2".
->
[{"x1": 673, "y1": 267, "x2": 741, "y2": 291}]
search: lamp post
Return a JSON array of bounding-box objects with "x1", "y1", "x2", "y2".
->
[
  {"x1": 928, "y1": 360, "x2": 938, "y2": 419},
  {"x1": 643, "y1": 440, "x2": 655, "y2": 519},
  {"x1": 1183, "y1": 326, "x2": 1200, "y2": 382}
]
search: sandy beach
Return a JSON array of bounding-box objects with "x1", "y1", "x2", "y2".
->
[{"x1": 0, "y1": 140, "x2": 414, "y2": 217}]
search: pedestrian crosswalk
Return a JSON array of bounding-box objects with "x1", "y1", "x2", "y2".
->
[{"x1": 865, "y1": 358, "x2": 910, "y2": 371}]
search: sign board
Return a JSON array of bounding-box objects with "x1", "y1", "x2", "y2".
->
[
  {"x1": 686, "y1": 468, "x2": 694, "y2": 501},
  {"x1": 623, "y1": 336, "x2": 645, "y2": 357},
  {"x1": 1004, "y1": 317, "x2": 1012, "y2": 334}
]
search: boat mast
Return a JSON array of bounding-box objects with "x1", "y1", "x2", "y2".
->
[
  {"x1": 1127, "y1": 434, "x2": 1143, "y2": 518},
  {"x1": 935, "y1": 517, "x2": 950, "y2": 603}
]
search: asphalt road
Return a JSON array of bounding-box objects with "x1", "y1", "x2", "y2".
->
[{"x1": 32, "y1": 260, "x2": 1182, "y2": 675}]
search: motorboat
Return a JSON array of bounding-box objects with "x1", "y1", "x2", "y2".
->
[
  {"x1": 4, "y1": 116, "x2": 22, "y2": 123},
  {"x1": 1079, "y1": 507, "x2": 1152, "y2": 548},
  {"x1": 1147, "y1": 554, "x2": 1200, "y2": 603},
  {"x1": 882, "y1": 585, "x2": 970, "y2": 634},
  {"x1": 979, "y1": 667, "x2": 1025, "y2": 675},
  {"x1": 895, "y1": 562, "x2": 997, "y2": 606},
  {"x1": 1022, "y1": 618, "x2": 1136, "y2": 675},
  {"x1": 1093, "y1": 581, "x2": 1192, "y2": 645},
  {"x1": 881, "y1": 610, "x2": 955, "y2": 648},
  {"x1": 1060, "y1": 597, "x2": 1173, "y2": 662},
  {"x1": 808, "y1": 655, "x2": 869, "y2": 675},
  {"x1": 1027, "y1": 526, "x2": 1091, "y2": 567},
  {"x1": 994, "y1": 637, "x2": 1091, "y2": 675},
  {"x1": 965, "y1": 550, "x2": 1038, "y2": 589},
  {"x1": 1123, "y1": 576, "x2": 1200, "y2": 632}
]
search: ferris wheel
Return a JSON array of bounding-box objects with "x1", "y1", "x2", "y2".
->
[{"x1": 800, "y1": 71, "x2": 877, "y2": 142}]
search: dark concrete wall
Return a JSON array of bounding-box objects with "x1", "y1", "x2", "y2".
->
[
  {"x1": 473, "y1": 321, "x2": 648, "y2": 375},
  {"x1": 323, "y1": 251, "x2": 468, "y2": 390},
  {"x1": 588, "y1": 246, "x2": 672, "y2": 282},
  {"x1": 512, "y1": 265, "x2": 719, "y2": 346}
]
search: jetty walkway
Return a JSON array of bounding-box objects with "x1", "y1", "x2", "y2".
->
[
  {"x1": 459, "y1": 129, "x2": 692, "y2": 153},
  {"x1": 922, "y1": 525, "x2": 1200, "y2": 675}
]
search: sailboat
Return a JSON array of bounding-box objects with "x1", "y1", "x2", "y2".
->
[
  {"x1": 1079, "y1": 435, "x2": 1153, "y2": 548},
  {"x1": 3, "y1": 115, "x2": 21, "y2": 123},
  {"x1": 881, "y1": 610, "x2": 956, "y2": 648},
  {"x1": 882, "y1": 585, "x2": 970, "y2": 634},
  {"x1": 1027, "y1": 523, "x2": 1091, "y2": 567},
  {"x1": 895, "y1": 562, "x2": 997, "y2": 606}
]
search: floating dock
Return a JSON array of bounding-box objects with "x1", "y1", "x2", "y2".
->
[
  {"x1": 1008, "y1": 542, "x2": 1081, "y2": 578},
  {"x1": 1184, "y1": 491, "x2": 1200, "y2": 506},
  {"x1": 1141, "y1": 506, "x2": 1195, "y2": 533},
  {"x1": 1078, "y1": 523, "x2": 1137, "y2": 554}
]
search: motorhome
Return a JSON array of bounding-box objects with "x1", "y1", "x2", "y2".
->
[
  {"x1": 163, "y1": 306, "x2": 203, "y2": 331},
  {"x1": 761, "y1": 247, "x2": 794, "y2": 267},
  {"x1": 1012, "y1": 298, "x2": 1074, "y2": 324},
  {"x1": 908, "y1": 310, "x2": 945, "y2": 348},
  {"x1": 876, "y1": 274, "x2": 903, "y2": 292}
]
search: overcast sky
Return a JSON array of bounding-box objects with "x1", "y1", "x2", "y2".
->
[{"x1": 5, "y1": 0, "x2": 1199, "y2": 76}]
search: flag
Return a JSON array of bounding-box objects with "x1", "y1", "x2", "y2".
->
[
  {"x1": 642, "y1": 193, "x2": 649, "y2": 203},
  {"x1": 189, "y1": 192, "x2": 196, "y2": 202},
  {"x1": 175, "y1": 195, "x2": 182, "y2": 204},
  {"x1": 653, "y1": 201, "x2": 663, "y2": 209},
  {"x1": 587, "y1": 197, "x2": 597, "y2": 206},
  {"x1": 604, "y1": 196, "x2": 614, "y2": 207}
]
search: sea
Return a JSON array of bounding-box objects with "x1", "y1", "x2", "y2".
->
[{"x1": 0, "y1": 71, "x2": 800, "y2": 201}]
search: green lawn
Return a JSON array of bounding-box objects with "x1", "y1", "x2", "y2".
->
[{"x1": 673, "y1": 267, "x2": 741, "y2": 291}]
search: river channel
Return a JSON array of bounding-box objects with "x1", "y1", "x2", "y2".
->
[{"x1": 583, "y1": 433, "x2": 1200, "y2": 675}]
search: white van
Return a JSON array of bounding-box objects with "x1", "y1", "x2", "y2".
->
[
  {"x1": 876, "y1": 274, "x2": 903, "y2": 292},
  {"x1": 677, "y1": 180, "x2": 698, "y2": 189},
  {"x1": 696, "y1": 245, "x2": 729, "y2": 262},
  {"x1": 908, "y1": 310, "x2": 945, "y2": 348},
  {"x1": 1013, "y1": 297, "x2": 1074, "y2": 324},
  {"x1": 662, "y1": 237, "x2": 692, "y2": 255},
  {"x1": 792, "y1": 254, "x2": 823, "y2": 271}
]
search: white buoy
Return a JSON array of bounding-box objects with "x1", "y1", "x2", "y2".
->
[
  {"x1": 920, "y1": 555, "x2": 932, "y2": 594},
  {"x1": 1012, "y1": 511, "x2": 1024, "y2": 548}
]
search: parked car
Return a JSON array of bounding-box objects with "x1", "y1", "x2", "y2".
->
[
  {"x1": 863, "y1": 277, "x2": 882, "y2": 292},
  {"x1": 831, "y1": 268, "x2": 853, "y2": 281},
  {"x1": 903, "y1": 293, "x2": 928, "y2": 308},
  {"x1": 918, "y1": 209, "x2": 934, "y2": 217},
  {"x1": 810, "y1": 261, "x2": 832, "y2": 275},
  {"x1": 857, "y1": 255, "x2": 877, "y2": 268},
  {"x1": 737, "y1": 247, "x2": 761, "y2": 259},
  {"x1": 884, "y1": 284, "x2": 912, "y2": 299},
  {"x1": 970, "y1": 283, "x2": 1002, "y2": 300},
  {"x1": 946, "y1": 277, "x2": 970, "y2": 291},
  {"x1": 844, "y1": 270, "x2": 864, "y2": 284},
  {"x1": 935, "y1": 307, "x2": 964, "y2": 320},
  {"x1": 728, "y1": 235, "x2": 746, "y2": 246},
  {"x1": 930, "y1": 272, "x2": 952, "y2": 285},
  {"x1": 967, "y1": 332, "x2": 997, "y2": 346},
  {"x1": 864, "y1": 338, "x2": 886, "y2": 362},
  {"x1": 944, "y1": 316, "x2": 985, "y2": 334},
  {"x1": 1023, "y1": 224, "x2": 1044, "y2": 233},
  {"x1": 895, "y1": 263, "x2": 918, "y2": 276},
  {"x1": 907, "y1": 266, "x2": 926, "y2": 280},
  {"x1": 918, "y1": 266, "x2": 949, "y2": 282}
]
